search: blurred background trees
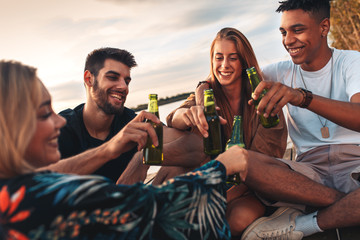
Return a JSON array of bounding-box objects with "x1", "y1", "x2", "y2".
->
[{"x1": 330, "y1": 0, "x2": 360, "y2": 51}]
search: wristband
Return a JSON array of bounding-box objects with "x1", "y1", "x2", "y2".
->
[
  {"x1": 296, "y1": 88, "x2": 313, "y2": 108},
  {"x1": 197, "y1": 81, "x2": 210, "y2": 88}
]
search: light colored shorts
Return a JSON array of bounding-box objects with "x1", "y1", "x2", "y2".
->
[{"x1": 261, "y1": 144, "x2": 360, "y2": 210}]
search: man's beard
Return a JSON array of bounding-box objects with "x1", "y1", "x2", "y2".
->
[{"x1": 93, "y1": 78, "x2": 125, "y2": 115}]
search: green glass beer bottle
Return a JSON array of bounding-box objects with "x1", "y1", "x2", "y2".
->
[
  {"x1": 225, "y1": 115, "x2": 244, "y2": 185},
  {"x1": 143, "y1": 94, "x2": 163, "y2": 165},
  {"x1": 246, "y1": 67, "x2": 280, "y2": 128},
  {"x1": 203, "y1": 89, "x2": 222, "y2": 155}
]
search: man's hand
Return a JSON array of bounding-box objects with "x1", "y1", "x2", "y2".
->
[
  {"x1": 106, "y1": 111, "x2": 160, "y2": 159},
  {"x1": 41, "y1": 111, "x2": 160, "y2": 176},
  {"x1": 250, "y1": 81, "x2": 304, "y2": 118}
]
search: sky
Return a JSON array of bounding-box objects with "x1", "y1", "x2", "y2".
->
[{"x1": 0, "y1": 0, "x2": 290, "y2": 112}]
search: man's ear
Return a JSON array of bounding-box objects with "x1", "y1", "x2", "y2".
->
[
  {"x1": 84, "y1": 70, "x2": 93, "y2": 87},
  {"x1": 320, "y1": 18, "x2": 330, "y2": 38}
]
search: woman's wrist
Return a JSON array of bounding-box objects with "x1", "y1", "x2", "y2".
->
[{"x1": 196, "y1": 81, "x2": 210, "y2": 88}]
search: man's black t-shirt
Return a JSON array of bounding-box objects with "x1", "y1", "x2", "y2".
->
[{"x1": 58, "y1": 103, "x2": 137, "y2": 182}]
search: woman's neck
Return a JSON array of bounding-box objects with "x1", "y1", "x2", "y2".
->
[{"x1": 222, "y1": 83, "x2": 242, "y2": 115}]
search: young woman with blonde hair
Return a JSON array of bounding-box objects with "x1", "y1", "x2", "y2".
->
[{"x1": 0, "y1": 60, "x2": 250, "y2": 239}]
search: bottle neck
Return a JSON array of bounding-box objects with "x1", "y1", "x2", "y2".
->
[
  {"x1": 204, "y1": 95, "x2": 216, "y2": 114},
  {"x1": 228, "y1": 116, "x2": 245, "y2": 146},
  {"x1": 249, "y1": 74, "x2": 261, "y2": 92},
  {"x1": 148, "y1": 98, "x2": 159, "y2": 115}
]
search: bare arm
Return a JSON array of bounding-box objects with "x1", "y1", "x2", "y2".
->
[
  {"x1": 116, "y1": 126, "x2": 209, "y2": 185},
  {"x1": 116, "y1": 151, "x2": 149, "y2": 184},
  {"x1": 39, "y1": 143, "x2": 113, "y2": 174},
  {"x1": 307, "y1": 93, "x2": 360, "y2": 132},
  {"x1": 162, "y1": 126, "x2": 209, "y2": 167},
  {"x1": 254, "y1": 81, "x2": 360, "y2": 132},
  {"x1": 170, "y1": 82, "x2": 211, "y2": 131},
  {"x1": 39, "y1": 111, "x2": 160, "y2": 174},
  {"x1": 215, "y1": 146, "x2": 248, "y2": 181},
  {"x1": 170, "y1": 84, "x2": 226, "y2": 137}
]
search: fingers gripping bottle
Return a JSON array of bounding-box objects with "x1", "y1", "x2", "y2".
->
[
  {"x1": 143, "y1": 94, "x2": 163, "y2": 165},
  {"x1": 225, "y1": 115, "x2": 244, "y2": 185},
  {"x1": 203, "y1": 89, "x2": 222, "y2": 155},
  {"x1": 246, "y1": 67, "x2": 280, "y2": 128}
]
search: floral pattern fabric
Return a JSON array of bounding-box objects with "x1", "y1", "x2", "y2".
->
[{"x1": 0, "y1": 160, "x2": 230, "y2": 240}]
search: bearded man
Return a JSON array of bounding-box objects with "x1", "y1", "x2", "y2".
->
[
  {"x1": 41, "y1": 47, "x2": 205, "y2": 184},
  {"x1": 58, "y1": 48, "x2": 138, "y2": 182}
]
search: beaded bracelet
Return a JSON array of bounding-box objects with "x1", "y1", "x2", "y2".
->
[{"x1": 295, "y1": 88, "x2": 313, "y2": 108}]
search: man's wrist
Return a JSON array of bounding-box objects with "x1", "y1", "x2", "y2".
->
[
  {"x1": 101, "y1": 140, "x2": 121, "y2": 162},
  {"x1": 296, "y1": 88, "x2": 313, "y2": 108}
]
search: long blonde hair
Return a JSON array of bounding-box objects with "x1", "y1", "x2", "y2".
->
[
  {"x1": 208, "y1": 27, "x2": 263, "y2": 142},
  {"x1": 0, "y1": 60, "x2": 42, "y2": 178}
]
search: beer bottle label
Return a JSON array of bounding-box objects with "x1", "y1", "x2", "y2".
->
[{"x1": 148, "y1": 99, "x2": 158, "y2": 112}]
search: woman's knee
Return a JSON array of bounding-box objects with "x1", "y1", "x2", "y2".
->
[{"x1": 226, "y1": 194, "x2": 265, "y2": 235}]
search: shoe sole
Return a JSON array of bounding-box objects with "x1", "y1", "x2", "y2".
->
[{"x1": 241, "y1": 207, "x2": 290, "y2": 240}]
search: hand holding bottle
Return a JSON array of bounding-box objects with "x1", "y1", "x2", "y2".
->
[
  {"x1": 216, "y1": 146, "x2": 248, "y2": 182},
  {"x1": 246, "y1": 67, "x2": 280, "y2": 128},
  {"x1": 105, "y1": 111, "x2": 160, "y2": 158},
  {"x1": 172, "y1": 105, "x2": 227, "y2": 138},
  {"x1": 250, "y1": 80, "x2": 304, "y2": 118}
]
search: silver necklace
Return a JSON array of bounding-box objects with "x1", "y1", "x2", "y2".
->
[{"x1": 297, "y1": 49, "x2": 334, "y2": 139}]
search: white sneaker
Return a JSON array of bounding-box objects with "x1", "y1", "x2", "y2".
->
[{"x1": 241, "y1": 207, "x2": 304, "y2": 240}]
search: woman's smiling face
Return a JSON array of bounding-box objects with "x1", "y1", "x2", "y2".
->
[
  {"x1": 212, "y1": 39, "x2": 242, "y2": 87},
  {"x1": 24, "y1": 85, "x2": 66, "y2": 168}
]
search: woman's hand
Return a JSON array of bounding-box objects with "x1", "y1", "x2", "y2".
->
[
  {"x1": 172, "y1": 105, "x2": 209, "y2": 136},
  {"x1": 216, "y1": 146, "x2": 248, "y2": 182},
  {"x1": 172, "y1": 106, "x2": 226, "y2": 138}
]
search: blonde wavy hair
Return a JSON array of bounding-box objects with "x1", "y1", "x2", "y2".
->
[{"x1": 0, "y1": 60, "x2": 42, "y2": 178}]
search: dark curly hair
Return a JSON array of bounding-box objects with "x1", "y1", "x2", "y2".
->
[{"x1": 276, "y1": 0, "x2": 331, "y2": 22}]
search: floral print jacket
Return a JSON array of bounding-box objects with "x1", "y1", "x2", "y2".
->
[{"x1": 0, "y1": 160, "x2": 230, "y2": 240}]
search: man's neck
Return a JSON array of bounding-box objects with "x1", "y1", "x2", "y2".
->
[
  {"x1": 300, "y1": 46, "x2": 332, "y2": 72},
  {"x1": 83, "y1": 103, "x2": 115, "y2": 141}
]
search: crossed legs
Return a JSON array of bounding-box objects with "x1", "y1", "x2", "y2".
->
[{"x1": 243, "y1": 150, "x2": 360, "y2": 230}]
